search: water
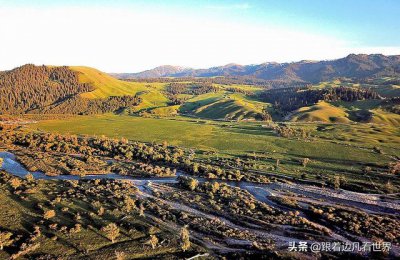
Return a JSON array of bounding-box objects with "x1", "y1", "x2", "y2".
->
[
  {"x1": 0, "y1": 151, "x2": 178, "y2": 180},
  {"x1": 0, "y1": 151, "x2": 276, "y2": 204}
]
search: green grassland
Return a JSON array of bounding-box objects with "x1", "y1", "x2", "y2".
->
[
  {"x1": 30, "y1": 114, "x2": 400, "y2": 155},
  {"x1": 67, "y1": 67, "x2": 400, "y2": 125},
  {"x1": 71, "y1": 66, "x2": 148, "y2": 98},
  {"x1": 29, "y1": 114, "x2": 400, "y2": 192},
  {"x1": 180, "y1": 92, "x2": 266, "y2": 120},
  {"x1": 70, "y1": 66, "x2": 166, "y2": 100},
  {"x1": 291, "y1": 100, "x2": 400, "y2": 126},
  {"x1": 71, "y1": 66, "x2": 267, "y2": 120},
  {"x1": 290, "y1": 101, "x2": 350, "y2": 123},
  {"x1": 31, "y1": 68, "x2": 399, "y2": 190}
]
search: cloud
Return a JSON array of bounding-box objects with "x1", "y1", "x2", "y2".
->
[{"x1": 206, "y1": 3, "x2": 251, "y2": 10}]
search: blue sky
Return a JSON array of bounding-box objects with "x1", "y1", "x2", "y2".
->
[{"x1": 0, "y1": 0, "x2": 399, "y2": 72}]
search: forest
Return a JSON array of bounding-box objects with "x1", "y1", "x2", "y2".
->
[{"x1": 259, "y1": 86, "x2": 381, "y2": 112}]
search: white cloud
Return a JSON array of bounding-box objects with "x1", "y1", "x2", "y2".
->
[{"x1": 0, "y1": 6, "x2": 398, "y2": 72}]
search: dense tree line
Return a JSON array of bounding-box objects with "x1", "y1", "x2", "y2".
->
[
  {"x1": 165, "y1": 82, "x2": 219, "y2": 105},
  {"x1": 259, "y1": 86, "x2": 381, "y2": 112},
  {"x1": 167, "y1": 95, "x2": 190, "y2": 105},
  {"x1": 225, "y1": 87, "x2": 252, "y2": 95},
  {"x1": 37, "y1": 95, "x2": 141, "y2": 115},
  {"x1": 166, "y1": 83, "x2": 219, "y2": 95},
  {"x1": 381, "y1": 97, "x2": 400, "y2": 114}
]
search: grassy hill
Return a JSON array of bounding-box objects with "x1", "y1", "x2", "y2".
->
[
  {"x1": 70, "y1": 66, "x2": 164, "y2": 99},
  {"x1": 70, "y1": 66, "x2": 171, "y2": 111},
  {"x1": 49, "y1": 66, "x2": 268, "y2": 119},
  {"x1": 180, "y1": 93, "x2": 266, "y2": 121},
  {"x1": 70, "y1": 68, "x2": 400, "y2": 124},
  {"x1": 369, "y1": 109, "x2": 400, "y2": 126},
  {"x1": 290, "y1": 100, "x2": 400, "y2": 126},
  {"x1": 1, "y1": 64, "x2": 399, "y2": 124},
  {"x1": 290, "y1": 101, "x2": 350, "y2": 123}
]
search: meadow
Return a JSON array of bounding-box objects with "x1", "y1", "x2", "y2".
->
[{"x1": 30, "y1": 114, "x2": 400, "y2": 192}]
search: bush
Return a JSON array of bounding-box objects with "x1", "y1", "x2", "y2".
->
[
  {"x1": 102, "y1": 223, "x2": 120, "y2": 243},
  {"x1": 0, "y1": 231, "x2": 13, "y2": 250},
  {"x1": 43, "y1": 210, "x2": 56, "y2": 220}
]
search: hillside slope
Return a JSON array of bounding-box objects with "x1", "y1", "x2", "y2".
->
[
  {"x1": 70, "y1": 66, "x2": 149, "y2": 98},
  {"x1": 289, "y1": 101, "x2": 400, "y2": 126},
  {"x1": 180, "y1": 93, "x2": 266, "y2": 120},
  {"x1": 289, "y1": 101, "x2": 350, "y2": 123}
]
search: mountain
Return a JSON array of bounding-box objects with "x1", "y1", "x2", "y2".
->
[
  {"x1": 111, "y1": 65, "x2": 193, "y2": 79},
  {"x1": 117, "y1": 54, "x2": 400, "y2": 83}
]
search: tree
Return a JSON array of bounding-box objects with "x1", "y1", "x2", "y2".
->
[
  {"x1": 102, "y1": 223, "x2": 120, "y2": 243},
  {"x1": 333, "y1": 176, "x2": 341, "y2": 190},
  {"x1": 43, "y1": 210, "x2": 56, "y2": 220},
  {"x1": 388, "y1": 160, "x2": 400, "y2": 174},
  {"x1": 115, "y1": 251, "x2": 126, "y2": 260},
  {"x1": 10, "y1": 178, "x2": 22, "y2": 190},
  {"x1": 97, "y1": 206, "x2": 105, "y2": 216},
  {"x1": 147, "y1": 235, "x2": 158, "y2": 249},
  {"x1": 301, "y1": 158, "x2": 310, "y2": 167},
  {"x1": 384, "y1": 181, "x2": 394, "y2": 193},
  {"x1": 261, "y1": 107, "x2": 272, "y2": 121},
  {"x1": 362, "y1": 166, "x2": 372, "y2": 174},
  {"x1": 123, "y1": 196, "x2": 136, "y2": 212},
  {"x1": 180, "y1": 225, "x2": 190, "y2": 252},
  {"x1": 187, "y1": 178, "x2": 198, "y2": 191},
  {"x1": 25, "y1": 173, "x2": 34, "y2": 183},
  {"x1": 139, "y1": 203, "x2": 145, "y2": 217},
  {"x1": 192, "y1": 163, "x2": 199, "y2": 173},
  {"x1": 276, "y1": 159, "x2": 280, "y2": 168},
  {"x1": 0, "y1": 232, "x2": 13, "y2": 250},
  {"x1": 209, "y1": 182, "x2": 220, "y2": 193}
]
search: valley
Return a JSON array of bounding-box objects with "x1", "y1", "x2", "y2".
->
[{"x1": 0, "y1": 55, "x2": 399, "y2": 259}]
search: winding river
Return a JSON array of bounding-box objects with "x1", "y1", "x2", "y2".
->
[
  {"x1": 0, "y1": 151, "x2": 277, "y2": 198},
  {"x1": 0, "y1": 151, "x2": 398, "y2": 213},
  {"x1": 1, "y1": 151, "x2": 400, "y2": 255}
]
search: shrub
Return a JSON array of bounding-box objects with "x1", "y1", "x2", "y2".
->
[
  {"x1": 102, "y1": 223, "x2": 120, "y2": 243},
  {"x1": 180, "y1": 225, "x2": 190, "y2": 252},
  {"x1": 0, "y1": 231, "x2": 13, "y2": 250},
  {"x1": 25, "y1": 173, "x2": 34, "y2": 183},
  {"x1": 43, "y1": 210, "x2": 56, "y2": 220},
  {"x1": 9, "y1": 178, "x2": 22, "y2": 190}
]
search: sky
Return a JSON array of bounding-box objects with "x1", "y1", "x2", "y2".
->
[{"x1": 0, "y1": 0, "x2": 399, "y2": 72}]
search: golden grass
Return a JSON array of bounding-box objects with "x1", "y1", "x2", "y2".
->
[
  {"x1": 69, "y1": 66, "x2": 165, "y2": 99},
  {"x1": 290, "y1": 101, "x2": 350, "y2": 123}
]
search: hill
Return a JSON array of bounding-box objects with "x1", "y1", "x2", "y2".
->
[
  {"x1": 289, "y1": 101, "x2": 350, "y2": 123},
  {"x1": 180, "y1": 93, "x2": 265, "y2": 121},
  {"x1": 121, "y1": 54, "x2": 400, "y2": 83},
  {"x1": 0, "y1": 65, "x2": 143, "y2": 114},
  {"x1": 1, "y1": 63, "x2": 399, "y2": 125},
  {"x1": 70, "y1": 66, "x2": 148, "y2": 99}
]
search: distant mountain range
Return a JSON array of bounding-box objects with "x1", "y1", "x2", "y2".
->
[{"x1": 112, "y1": 54, "x2": 400, "y2": 83}]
